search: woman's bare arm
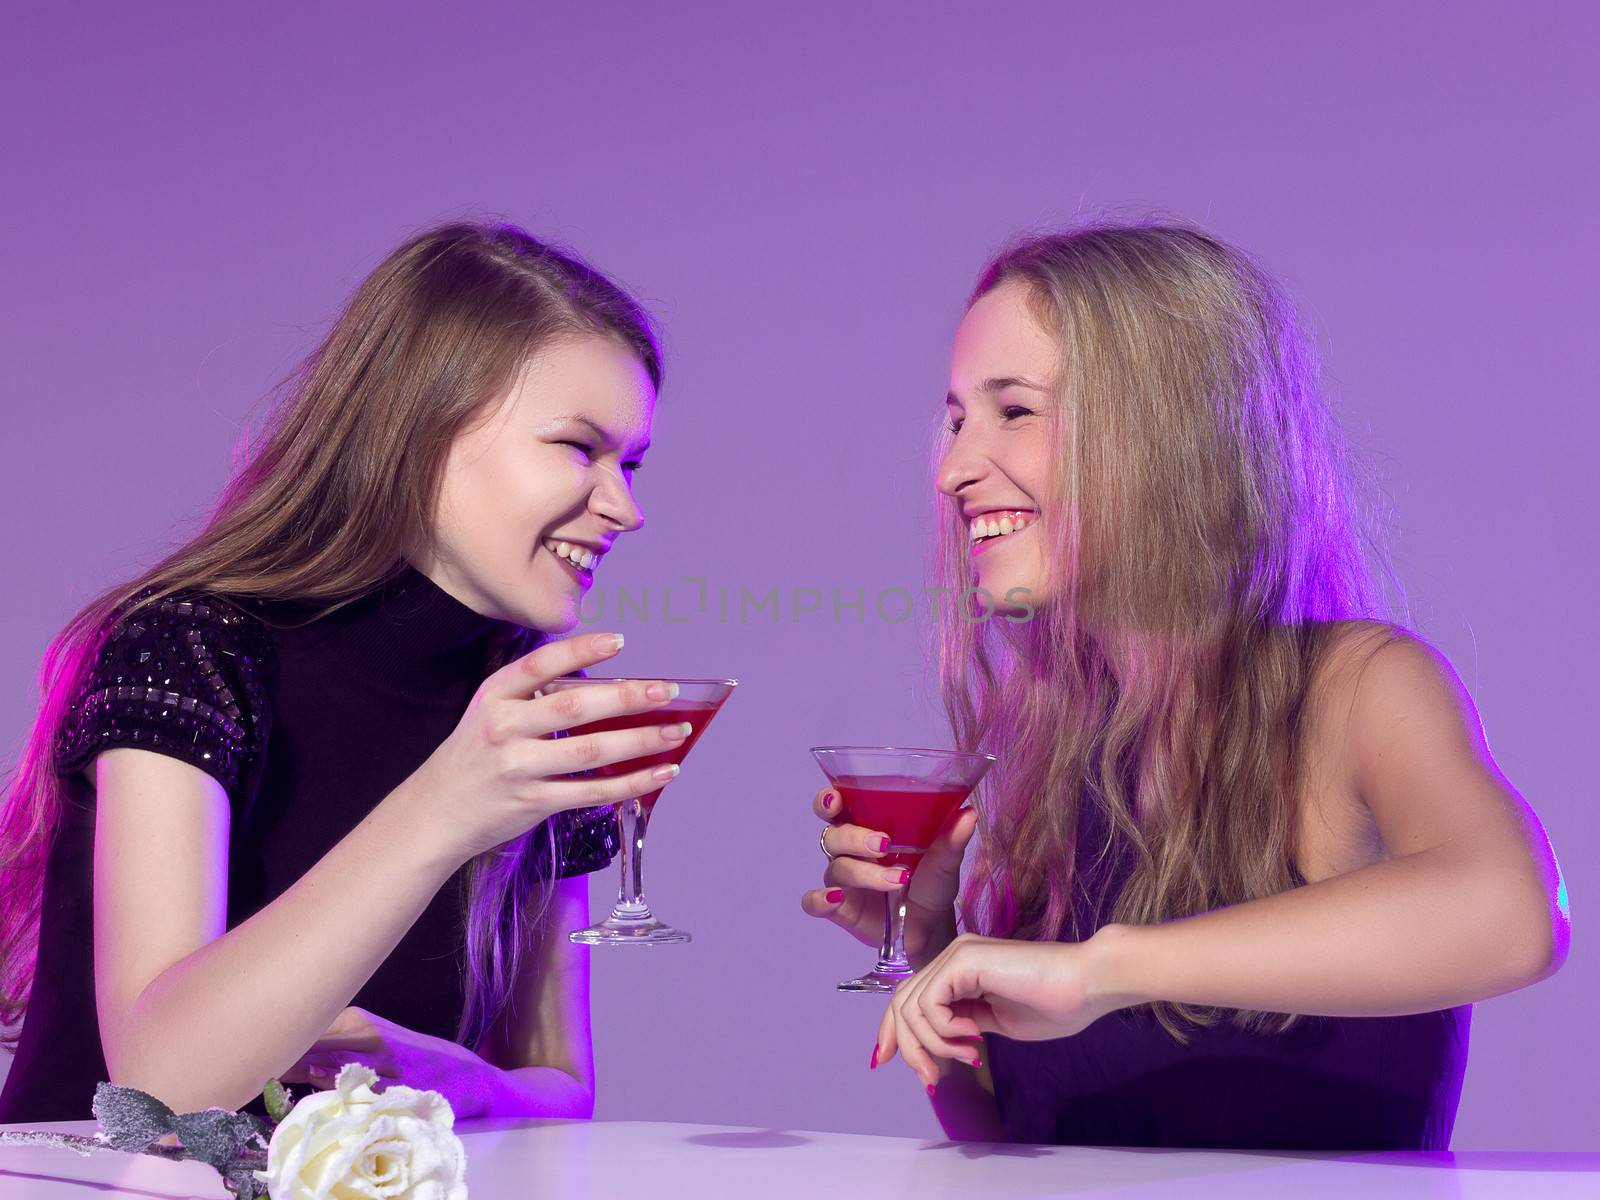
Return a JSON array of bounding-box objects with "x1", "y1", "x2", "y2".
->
[
  {"x1": 1096, "y1": 634, "x2": 1568, "y2": 1016},
  {"x1": 92, "y1": 632, "x2": 673, "y2": 1113},
  {"x1": 876, "y1": 632, "x2": 1569, "y2": 1102},
  {"x1": 94, "y1": 749, "x2": 463, "y2": 1112},
  {"x1": 471, "y1": 873, "x2": 597, "y2": 1118}
]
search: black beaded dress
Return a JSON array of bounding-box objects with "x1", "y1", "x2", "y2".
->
[{"x1": 0, "y1": 564, "x2": 618, "y2": 1122}]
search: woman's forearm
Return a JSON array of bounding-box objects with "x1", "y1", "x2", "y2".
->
[
  {"x1": 911, "y1": 908, "x2": 961, "y2": 972},
  {"x1": 1094, "y1": 841, "x2": 1567, "y2": 1018},
  {"x1": 110, "y1": 779, "x2": 462, "y2": 1111},
  {"x1": 477, "y1": 1064, "x2": 596, "y2": 1120}
]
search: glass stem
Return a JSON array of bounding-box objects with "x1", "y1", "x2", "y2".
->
[
  {"x1": 878, "y1": 881, "x2": 912, "y2": 974},
  {"x1": 613, "y1": 798, "x2": 652, "y2": 917}
]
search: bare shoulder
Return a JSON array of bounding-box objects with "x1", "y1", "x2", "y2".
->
[
  {"x1": 1292, "y1": 622, "x2": 1394, "y2": 875},
  {"x1": 1303, "y1": 620, "x2": 1535, "y2": 861},
  {"x1": 1293, "y1": 621, "x2": 1493, "y2": 876},
  {"x1": 1299, "y1": 620, "x2": 1398, "y2": 758},
  {"x1": 1307, "y1": 620, "x2": 1487, "y2": 765}
]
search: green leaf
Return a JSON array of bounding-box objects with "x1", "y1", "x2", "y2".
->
[{"x1": 262, "y1": 1078, "x2": 292, "y2": 1124}]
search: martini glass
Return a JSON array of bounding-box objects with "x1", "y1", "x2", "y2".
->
[
  {"x1": 812, "y1": 746, "x2": 995, "y2": 992},
  {"x1": 546, "y1": 676, "x2": 737, "y2": 945}
]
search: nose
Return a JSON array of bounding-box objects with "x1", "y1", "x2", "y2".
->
[
  {"x1": 591, "y1": 465, "x2": 645, "y2": 534},
  {"x1": 936, "y1": 425, "x2": 988, "y2": 500}
]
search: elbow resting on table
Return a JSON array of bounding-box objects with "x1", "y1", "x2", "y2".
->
[
  {"x1": 548, "y1": 1070, "x2": 597, "y2": 1121},
  {"x1": 101, "y1": 1005, "x2": 279, "y2": 1115},
  {"x1": 1486, "y1": 861, "x2": 1570, "y2": 992},
  {"x1": 1519, "y1": 897, "x2": 1570, "y2": 988},
  {"x1": 489, "y1": 1063, "x2": 598, "y2": 1121},
  {"x1": 104, "y1": 1048, "x2": 263, "y2": 1116},
  {"x1": 574, "y1": 1086, "x2": 597, "y2": 1121}
]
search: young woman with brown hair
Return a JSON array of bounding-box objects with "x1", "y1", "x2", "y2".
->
[
  {"x1": 0, "y1": 222, "x2": 683, "y2": 1122},
  {"x1": 803, "y1": 224, "x2": 1568, "y2": 1149}
]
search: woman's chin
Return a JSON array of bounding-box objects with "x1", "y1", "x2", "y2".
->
[
  {"x1": 973, "y1": 571, "x2": 1043, "y2": 613},
  {"x1": 530, "y1": 603, "x2": 583, "y2": 637},
  {"x1": 993, "y1": 593, "x2": 1046, "y2": 623},
  {"x1": 488, "y1": 586, "x2": 580, "y2": 636}
]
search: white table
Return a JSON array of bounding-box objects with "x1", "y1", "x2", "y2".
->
[{"x1": 3, "y1": 1118, "x2": 1597, "y2": 1198}]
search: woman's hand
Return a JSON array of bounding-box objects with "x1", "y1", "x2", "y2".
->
[
  {"x1": 281, "y1": 1006, "x2": 501, "y2": 1118},
  {"x1": 396, "y1": 631, "x2": 686, "y2": 865},
  {"x1": 874, "y1": 933, "x2": 1131, "y2": 1089},
  {"x1": 800, "y1": 789, "x2": 977, "y2": 970}
]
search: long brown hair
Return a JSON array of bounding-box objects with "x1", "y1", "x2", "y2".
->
[
  {"x1": 940, "y1": 223, "x2": 1391, "y2": 1037},
  {"x1": 0, "y1": 221, "x2": 662, "y2": 1050}
]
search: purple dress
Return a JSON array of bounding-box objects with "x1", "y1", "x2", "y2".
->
[{"x1": 984, "y1": 818, "x2": 1471, "y2": 1149}]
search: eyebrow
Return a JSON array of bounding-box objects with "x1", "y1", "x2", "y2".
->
[
  {"x1": 553, "y1": 414, "x2": 651, "y2": 456},
  {"x1": 946, "y1": 376, "x2": 1050, "y2": 406}
]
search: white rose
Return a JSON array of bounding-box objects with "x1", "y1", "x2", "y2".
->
[{"x1": 257, "y1": 1064, "x2": 468, "y2": 1200}]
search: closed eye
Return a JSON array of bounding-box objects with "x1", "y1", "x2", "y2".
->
[
  {"x1": 557, "y1": 440, "x2": 594, "y2": 461},
  {"x1": 948, "y1": 406, "x2": 1033, "y2": 434}
]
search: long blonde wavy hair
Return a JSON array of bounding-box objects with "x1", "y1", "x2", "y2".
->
[
  {"x1": 0, "y1": 221, "x2": 662, "y2": 1051},
  {"x1": 941, "y1": 223, "x2": 1391, "y2": 1037}
]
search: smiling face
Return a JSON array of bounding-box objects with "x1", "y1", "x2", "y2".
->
[
  {"x1": 937, "y1": 279, "x2": 1064, "y2": 614},
  {"x1": 415, "y1": 332, "x2": 656, "y2": 633}
]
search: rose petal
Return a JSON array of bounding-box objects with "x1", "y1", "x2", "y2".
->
[{"x1": 265, "y1": 1066, "x2": 466, "y2": 1200}]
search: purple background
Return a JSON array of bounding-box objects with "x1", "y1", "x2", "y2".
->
[{"x1": 2, "y1": 4, "x2": 1594, "y2": 1148}]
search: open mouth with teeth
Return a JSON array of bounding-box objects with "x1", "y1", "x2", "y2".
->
[
  {"x1": 543, "y1": 538, "x2": 603, "y2": 579},
  {"x1": 969, "y1": 510, "x2": 1036, "y2": 555}
]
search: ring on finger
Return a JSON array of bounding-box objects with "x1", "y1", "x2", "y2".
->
[{"x1": 820, "y1": 825, "x2": 841, "y2": 861}]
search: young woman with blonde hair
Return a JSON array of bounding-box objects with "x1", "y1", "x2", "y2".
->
[
  {"x1": 0, "y1": 222, "x2": 684, "y2": 1122},
  {"x1": 804, "y1": 224, "x2": 1568, "y2": 1148}
]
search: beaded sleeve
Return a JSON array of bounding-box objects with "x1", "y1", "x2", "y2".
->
[
  {"x1": 55, "y1": 590, "x2": 273, "y2": 803},
  {"x1": 537, "y1": 804, "x2": 620, "y2": 880}
]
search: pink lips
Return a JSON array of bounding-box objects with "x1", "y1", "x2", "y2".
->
[{"x1": 546, "y1": 543, "x2": 594, "y2": 586}]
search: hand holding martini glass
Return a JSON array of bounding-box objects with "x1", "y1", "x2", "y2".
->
[
  {"x1": 544, "y1": 676, "x2": 736, "y2": 944},
  {"x1": 812, "y1": 746, "x2": 995, "y2": 991}
]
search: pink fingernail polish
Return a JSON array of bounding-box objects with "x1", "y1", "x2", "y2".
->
[
  {"x1": 869, "y1": 1045, "x2": 879, "y2": 1070},
  {"x1": 926, "y1": 1082, "x2": 938, "y2": 1097},
  {"x1": 876, "y1": 836, "x2": 890, "y2": 853},
  {"x1": 825, "y1": 888, "x2": 844, "y2": 904}
]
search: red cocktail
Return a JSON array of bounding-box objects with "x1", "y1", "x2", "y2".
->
[
  {"x1": 813, "y1": 746, "x2": 996, "y2": 992},
  {"x1": 569, "y1": 697, "x2": 724, "y2": 817},
  {"x1": 546, "y1": 677, "x2": 737, "y2": 945},
  {"x1": 831, "y1": 775, "x2": 971, "y2": 871}
]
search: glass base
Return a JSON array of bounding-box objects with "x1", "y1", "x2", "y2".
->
[
  {"x1": 570, "y1": 911, "x2": 692, "y2": 946},
  {"x1": 837, "y1": 963, "x2": 915, "y2": 992}
]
